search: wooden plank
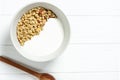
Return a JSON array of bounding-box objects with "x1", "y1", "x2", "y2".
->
[
  {"x1": 0, "y1": 73, "x2": 36, "y2": 80},
  {"x1": 1, "y1": 44, "x2": 119, "y2": 72},
  {"x1": 69, "y1": 16, "x2": 120, "y2": 43},
  {"x1": 1, "y1": 0, "x2": 120, "y2": 15},
  {"x1": 1, "y1": 15, "x2": 120, "y2": 44},
  {"x1": 0, "y1": 15, "x2": 12, "y2": 45},
  {"x1": 0, "y1": 72, "x2": 118, "y2": 80},
  {"x1": 0, "y1": 61, "x2": 118, "y2": 79},
  {"x1": 52, "y1": 72, "x2": 118, "y2": 80}
]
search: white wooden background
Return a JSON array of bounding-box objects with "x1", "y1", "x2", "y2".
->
[{"x1": 0, "y1": 0, "x2": 120, "y2": 80}]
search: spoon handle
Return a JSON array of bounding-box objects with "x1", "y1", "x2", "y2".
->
[{"x1": 0, "y1": 56, "x2": 40, "y2": 78}]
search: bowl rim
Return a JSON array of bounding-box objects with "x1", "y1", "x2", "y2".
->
[{"x1": 10, "y1": 2, "x2": 71, "y2": 62}]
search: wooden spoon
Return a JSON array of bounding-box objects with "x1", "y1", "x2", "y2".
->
[{"x1": 0, "y1": 56, "x2": 55, "y2": 80}]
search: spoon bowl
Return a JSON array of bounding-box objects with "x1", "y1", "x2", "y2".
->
[{"x1": 40, "y1": 73, "x2": 55, "y2": 80}]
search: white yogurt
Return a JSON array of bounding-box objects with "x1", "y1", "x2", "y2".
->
[{"x1": 21, "y1": 18, "x2": 64, "y2": 57}]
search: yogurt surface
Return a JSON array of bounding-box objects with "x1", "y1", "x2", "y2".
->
[{"x1": 21, "y1": 19, "x2": 64, "y2": 57}]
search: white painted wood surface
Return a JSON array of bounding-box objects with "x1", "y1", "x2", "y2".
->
[{"x1": 0, "y1": 0, "x2": 120, "y2": 80}]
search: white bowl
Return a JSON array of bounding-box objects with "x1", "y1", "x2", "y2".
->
[{"x1": 10, "y1": 2, "x2": 70, "y2": 62}]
